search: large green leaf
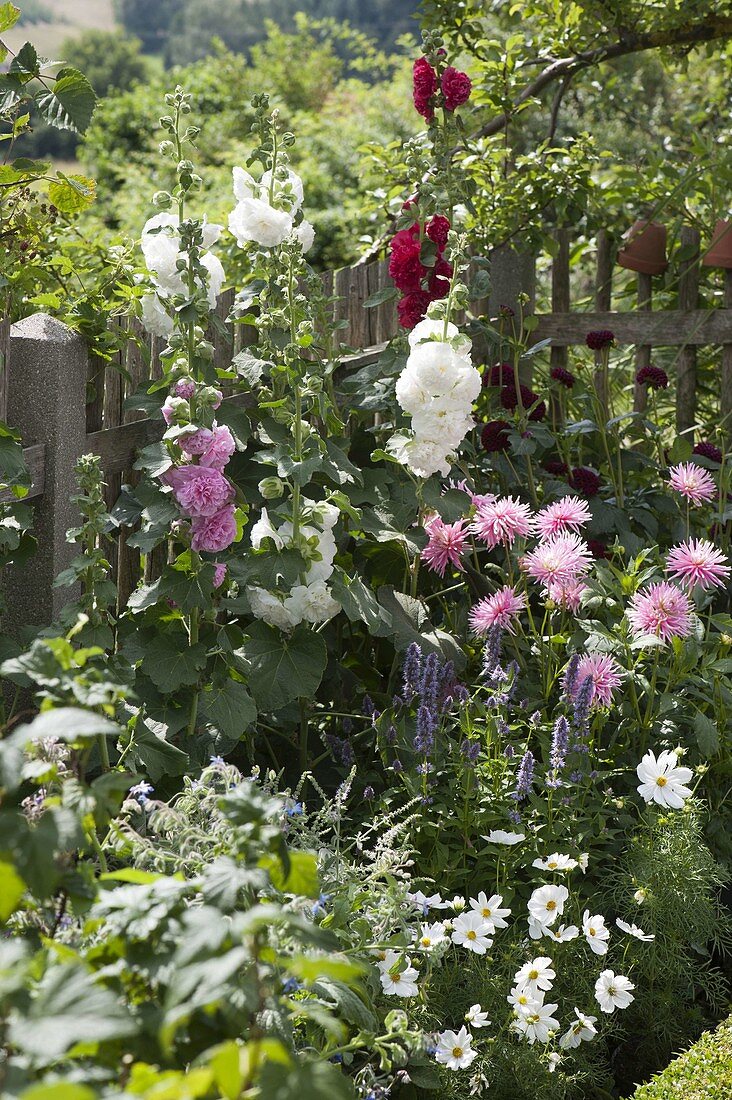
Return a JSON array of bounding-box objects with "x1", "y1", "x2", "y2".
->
[
  {"x1": 0, "y1": 4, "x2": 20, "y2": 34},
  {"x1": 144, "y1": 636, "x2": 208, "y2": 694},
  {"x1": 329, "y1": 571, "x2": 390, "y2": 635},
  {"x1": 199, "y1": 678, "x2": 257, "y2": 742},
  {"x1": 9, "y1": 42, "x2": 39, "y2": 79},
  {"x1": 35, "y1": 67, "x2": 96, "y2": 134},
  {"x1": 9, "y1": 966, "x2": 135, "y2": 1063},
  {"x1": 258, "y1": 1059, "x2": 355, "y2": 1100},
  {"x1": 0, "y1": 860, "x2": 24, "y2": 920},
  {"x1": 235, "y1": 623, "x2": 327, "y2": 711},
  {"x1": 11, "y1": 707, "x2": 121, "y2": 748}
]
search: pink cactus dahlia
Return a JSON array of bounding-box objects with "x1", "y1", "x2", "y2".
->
[
  {"x1": 470, "y1": 496, "x2": 534, "y2": 548},
  {"x1": 469, "y1": 586, "x2": 526, "y2": 635},
  {"x1": 569, "y1": 654, "x2": 623, "y2": 708},
  {"x1": 627, "y1": 581, "x2": 694, "y2": 643},
  {"x1": 421, "y1": 515, "x2": 468, "y2": 577},
  {"x1": 535, "y1": 495, "x2": 592, "y2": 539},
  {"x1": 522, "y1": 533, "x2": 593, "y2": 587},
  {"x1": 668, "y1": 462, "x2": 716, "y2": 506},
  {"x1": 665, "y1": 538, "x2": 731, "y2": 591}
]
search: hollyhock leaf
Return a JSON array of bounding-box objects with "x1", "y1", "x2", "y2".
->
[
  {"x1": 227, "y1": 548, "x2": 307, "y2": 590},
  {"x1": 133, "y1": 441, "x2": 173, "y2": 479},
  {"x1": 364, "y1": 286, "x2": 398, "y2": 308},
  {"x1": 421, "y1": 482, "x2": 470, "y2": 524},
  {"x1": 694, "y1": 710, "x2": 719, "y2": 756},
  {"x1": 232, "y1": 349, "x2": 273, "y2": 385},
  {"x1": 235, "y1": 623, "x2": 327, "y2": 712},
  {"x1": 145, "y1": 636, "x2": 208, "y2": 694},
  {"x1": 35, "y1": 67, "x2": 96, "y2": 134},
  {"x1": 129, "y1": 721, "x2": 189, "y2": 781},
  {"x1": 322, "y1": 439, "x2": 362, "y2": 486},
  {"x1": 157, "y1": 564, "x2": 217, "y2": 613},
  {"x1": 375, "y1": 587, "x2": 466, "y2": 667},
  {"x1": 200, "y1": 679, "x2": 257, "y2": 743},
  {"x1": 329, "y1": 571, "x2": 391, "y2": 634}
]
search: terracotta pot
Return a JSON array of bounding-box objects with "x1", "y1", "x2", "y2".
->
[
  {"x1": 703, "y1": 220, "x2": 732, "y2": 269},
  {"x1": 617, "y1": 220, "x2": 668, "y2": 276}
]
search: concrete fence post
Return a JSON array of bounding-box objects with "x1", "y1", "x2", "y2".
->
[
  {"x1": 488, "y1": 244, "x2": 536, "y2": 322},
  {"x1": 5, "y1": 314, "x2": 88, "y2": 638}
]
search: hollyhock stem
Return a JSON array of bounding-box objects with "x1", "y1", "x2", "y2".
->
[{"x1": 187, "y1": 605, "x2": 200, "y2": 737}]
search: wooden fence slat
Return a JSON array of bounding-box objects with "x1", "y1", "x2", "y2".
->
[
  {"x1": 532, "y1": 308, "x2": 732, "y2": 347},
  {"x1": 593, "y1": 230, "x2": 613, "y2": 415},
  {"x1": 676, "y1": 227, "x2": 700, "y2": 433},
  {"x1": 721, "y1": 271, "x2": 732, "y2": 440},
  {"x1": 550, "y1": 228, "x2": 570, "y2": 423},
  {"x1": 633, "y1": 274, "x2": 653, "y2": 413},
  {"x1": 0, "y1": 443, "x2": 45, "y2": 504}
]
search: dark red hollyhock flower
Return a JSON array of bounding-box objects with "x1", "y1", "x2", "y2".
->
[
  {"x1": 389, "y1": 228, "x2": 423, "y2": 293},
  {"x1": 413, "y1": 58, "x2": 438, "y2": 119},
  {"x1": 441, "y1": 66, "x2": 472, "y2": 111},
  {"x1": 586, "y1": 329, "x2": 615, "y2": 351},
  {"x1": 542, "y1": 458, "x2": 570, "y2": 477},
  {"x1": 569, "y1": 466, "x2": 601, "y2": 497},
  {"x1": 693, "y1": 441, "x2": 723, "y2": 464},
  {"x1": 587, "y1": 539, "x2": 608, "y2": 559},
  {"x1": 397, "y1": 290, "x2": 431, "y2": 329},
  {"x1": 428, "y1": 274, "x2": 451, "y2": 300},
  {"x1": 635, "y1": 365, "x2": 668, "y2": 390},
  {"x1": 483, "y1": 363, "x2": 514, "y2": 387},
  {"x1": 426, "y1": 214, "x2": 450, "y2": 250},
  {"x1": 500, "y1": 383, "x2": 546, "y2": 422},
  {"x1": 550, "y1": 365, "x2": 576, "y2": 388},
  {"x1": 481, "y1": 419, "x2": 512, "y2": 452}
]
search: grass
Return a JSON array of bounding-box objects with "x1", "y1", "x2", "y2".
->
[
  {"x1": 4, "y1": 0, "x2": 115, "y2": 58},
  {"x1": 630, "y1": 1016, "x2": 732, "y2": 1100}
]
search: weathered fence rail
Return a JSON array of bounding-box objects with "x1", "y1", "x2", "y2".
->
[{"x1": 3, "y1": 229, "x2": 732, "y2": 635}]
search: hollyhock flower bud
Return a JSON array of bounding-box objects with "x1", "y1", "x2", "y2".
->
[
  {"x1": 212, "y1": 563, "x2": 227, "y2": 588},
  {"x1": 413, "y1": 57, "x2": 438, "y2": 119},
  {"x1": 162, "y1": 396, "x2": 189, "y2": 426},
  {"x1": 165, "y1": 465, "x2": 234, "y2": 517},
  {"x1": 174, "y1": 379, "x2": 196, "y2": 400},
  {"x1": 441, "y1": 66, "x2": 472, "y2": 110},
  {"x1": 191, "y1": 504, "x2": 238, "y2": 553},
  {"x1": 259, "y1": 476, "x2": 285, "y2": 499}
]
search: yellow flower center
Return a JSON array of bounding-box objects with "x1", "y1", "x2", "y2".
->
[
  {"x1": 482, "y1": 907, "x2": 491, "y2": 917},
  {"x1": 548, "y1": 861, "x2": 558, "y2": 868},
  {"x1": 466, "y1": 930, "x2": 477, "y2": 941},
  {"x1": 589, "y1": 927, "x2": 596, "y2": 936},
  {"x1": 656, "y1": 776, "x2": 668, "y2": 787},
  {"x1": 452, "y1": 1046, "x2": 463, "y2": 1059},
  {"x1": 421, "y1": 938, "x2": 431, "y2": 947},
  {"x1": 546, "y1": 900, "x2": 557, "y2": 911},
  {"x1": 518, "y1": 994, "x2": 529, "y2": 1004},
  {"x1": 528, "y1": 969, "x2": 539, "y2": 980}
]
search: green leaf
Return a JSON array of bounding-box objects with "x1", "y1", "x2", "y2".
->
[
  {"x1": 363, "y1": 286, "x2": 398, "y2": 308},
  {"x1": 47, "y1": 173, "x2": 96, "y2": 214},
  {"x1": 262, "y1": 849, "x2": 319, "y2": 898},
  {"x1": 11, "y1": 707, "x2": 121, "y2": 747},
  {"x1": 128, "y1": 720, "x2": 189, "y2": 781},
  {"x1": 9, "y1": 966, "x2": 135, "y2": 1063},
  {"x1": 145, "y1": 635, "x2": 208, "y2": 694},
  {"x1": 375, "y1": 586, "x2": 466, "y2": 668},
  {"x1": 329, "y1": 571, "x2": 390, "y2": 635},
  {"x1": 310, "y1": 977, "x2": 377, "y2": 1032},
  {"x1": 199, "y1": 678, "x2": 257, "y2": 742},
  {"x1": 0, "y1": 860, "x2": 24, "y2": 920},
  {"x1": 0, "y1": 4, "x2": 20, "y2": 34},
  {"x1": 9, "y1": 42, "x2": 38, "y2": 79},
  {"x1": 694, "y1": 710, "x2": 719, "y2": 756},
  {"x1": 21, "y1": 1085, "x2": 96, "y2": 1100},
  {"x1": 258, "y1": 1059, "x2": 355, "y2": 1100},
  {"x1": 235, "y1": 623, "x2": 327, "y2": 712},
  {"x1": 35, "y1": 67, "x2": 96, "y2": 134}
]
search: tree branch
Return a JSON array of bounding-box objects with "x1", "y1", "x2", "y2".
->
[{"x1": 472, "y1": 15, "x2": 732, "y2": 140}]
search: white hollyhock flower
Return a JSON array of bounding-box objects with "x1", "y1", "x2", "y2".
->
[
  {"x1": 465, "y1": 1004, "x2": 490, "y2": 1028},
  {"x1": 559, "y1": 1008, "x2": 598, "y2": 1049},
  {"x1": 451, "y1": 912, "x2": 493, "y2": 955},
  {"x1": 512, "y1": 1001, "x2": 560, "y2": 1044},
  {"x1": 546, "y1": 923, "x2": 580, "y2": 943},
  {"x1": 232, "y1": 166, "x2": 260, "y2": 201},
  {"x1": 468, "y1": 892, "x2": 511, "y2": 932},
  {"x1": 636, "y1": 749, "x2": 693, "y2": 808},
  {"x1": 229, "y1": 197, "x2": 293, "y2": 248},
  {"x1": 582, "y1": 911, "x2": 610, "y2": 955},
  {"x1": 201, "y1": 251, "x2": 225, "y2": 307},
  {"x1": 514, "y1": 957, "x2": 555, "y2": 997},
  {"x1": 409, "y1": 317, "x2": 460, "y2": 346},
  {"x1": 246, "y1": 586, "x2": 296, "y2": 631},
  {"x1": 294, "y1": 219, "x2": 315, "y2": 253},
  {"x1": 482, "y1": 829, "x2": 525, "y2": 845},
  {"x1": 532, "y1": 853, "x2": 578, "y2": 873},
  {"x1": 391, "y1": 434, "x2": 453, "y2": 479},
  {"x1": 140, "y1": 292, "x2": 173, "y2": 337},
  {"x1": 527, "y1": 884, "x2": 568, "y2": 928},
  {"x1": 416, "y1": 922, "x2": 447, "y2": 950},
  {"x1": 616, "y1": 919, "x2": 655, "y2": 941},
  {"x1": 508, "y1": 985, "x2": 542, "y2": 1014},
  {"x1": 434, "y1": 1026, "x2": 477, "y2": 1071},
  {"x1": 261, "y1": 167, "x2": 304, "y2": 211},
  {"x1": 379, "y1": 954, "x2": 419, "y2": 997},
  {"x1": 283, "y1": 580, "x2": 340, "y2": 625},
  {"x1": 594, "y1": 970, "x2": 635, "y2": 1013},
  {"x1": 141, "y1": 213, "x2": 224, "y2": 299},
  {"x1": 250, "y1": 508, "x2": 285, "y2": 550}
]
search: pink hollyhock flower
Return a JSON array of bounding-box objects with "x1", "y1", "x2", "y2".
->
[
  {"x1": 535, "y1": 495, "x2": 592, "y2": 539},
  {"x1": 421, "y1": 515, "x2": 468, "y2": 577},
  {"x1": 162, "y1": 395, "x2": 188, "y2": 426},
  {"x1": 191, "y1": 505, "x2": 237, "y2": 553},
  {"x1": 470, "y1": 495, "x2": 534, "y2": 548},
  {"x1": 523, "y1": 533, "x2": 593, "y2": 587},
  {"x1": 165, "y1": 465, "x2": 233, "y2": 518},
  {"x1": 627, "y1": 581, "x2": 694, "y2": 643},
  {"x1": 199, "y1": 424, "x2": 236, "y2": 470},
  {"x1": 175, "y1": 379, "x2": 196, "y2": 400},
  {"x1": 546, "y1": 577, "x2": 588, "y2": 612},
  {"x1": 469, "y1": 586, "x2": 526, "y2": 635},
  {"x1": 441, "y1": 66, "x2": 472, "y2": 110},
  {"x1": 567, "y1": 654, "x2": 623, "y2": 708},
  {"x1": 668, "y1": 462, "x2": 716, "y2": 506},
  {"x1": 666, "y1": 538, "x2": 731, "y2": 591},
  {"x1": 212, "y1": 562, "x2": 227, "y2": 588},
  {"x1": 180, "y1": 427, "x2": 214, "y2": 456}
]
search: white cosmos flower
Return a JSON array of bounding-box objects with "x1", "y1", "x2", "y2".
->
[
  {"x1": 140, "y1": 292, "x2": 174, "y2": 337},
  {"x1": 512, "y1": 1001, "x2": 560, "y2": 1044},
  {"x1": 229, "y1": 197, "x2": 293, "y2": 249},
  {"x1": 450, "y1": 895, "x2": 466, "y2": 912},
  {"x1": 451, "y1": 912, "x2": 493, "y2": 955},
  {"x1": 434, "y1": 1026, "x2": 477, "y2": 1071},
  {"x1": 532, "y1": 853, "x2": 578, "y2": 873},
  {"x1": 407, "y1": 890, "x2": 448, "y2": 914},
  {"x1": 465, "y1": 1004, "x2": 490, "y2": 1028},
  {"x1": 514, "y1": 956, "x2": 555, "y2": 997},
  {"x1": 582, "y1": 911, "x2": 610, "y2": 955},
  {"x1": 547, "y1": 1052, "x2": 562, "y2": 1073},
  {"x1": 616, "y1": 919, "x2": 655, "y2": 941},
  {"x1": 559, "y1": 1008, "x2": 598, "y2": 1049},
  {"x1": 547, "y1": 923, "x2": 580, "y2": 943},
  {"x1": 578, "y1": 852, "x2": 589, "y2": 872},
  {"x1": 508, "y1": 985, "x2": 542, "y2": 1014},
  {"x1": 636, "y1": 749, "x2": 693, "y2": 809},
  {"x1": 379, "y1": 954, "x2": 419, "y2": 997},
  {"x1": 528, "y1": 917, "x2": 549, "y2": 940},
  {"x1": 482, "y1": 829, "x2": 525, "y2": 845},
  {"x1": 594, "y1": 969, "x2": 635, "y2": 1013},
  {"x1": 416, "y1": 922, "x2": 447, "y2": 950},
  {"x1": 468, "y1": 892, "x2": 511, "y2": 932},
  {"x1": 527, "y1": 884, "x2": 568, "y2": 928}
]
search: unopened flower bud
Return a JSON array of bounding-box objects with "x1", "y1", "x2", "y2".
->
[
  {"x1": 258, "y1": 477, "x2": 285, "y2": 500},
  {"x1": 152, "y1": 190, "x2": 173, "y2": 210}
]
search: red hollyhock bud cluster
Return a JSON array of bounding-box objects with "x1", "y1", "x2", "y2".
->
[
  {"x1": 389, "y1": 214, "x2": 453, "y2": 329},
  {"x1": 412, "y1": 57, "x2": 472, "y2": 121}
]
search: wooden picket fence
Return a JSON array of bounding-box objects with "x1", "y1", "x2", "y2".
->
[{"x1": 3, "y1": 229, "x2": 732, "y2": 635}]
